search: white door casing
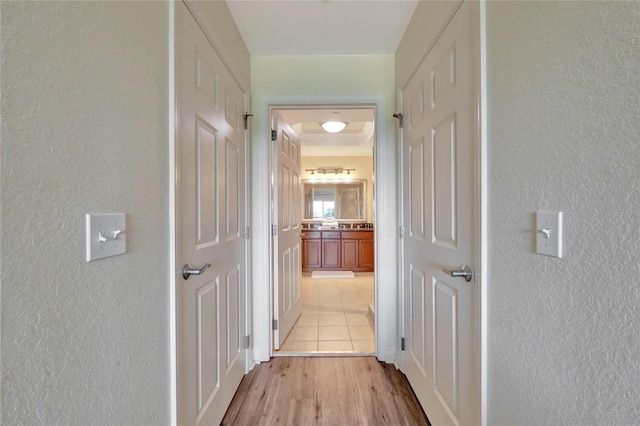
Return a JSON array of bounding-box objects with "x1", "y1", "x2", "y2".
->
[
  {"x1": 176, "y1": 3, "x2": 247, "y2": 424},
  {"x1": 401, "y1": 2, "x2": 481, "y2": 425},
  {"x1": 252, "y1": 96, "x2": 393, "y2": 363},
  {"x1": 272, "y1": 112, "x2": 302, "y2": 349}
]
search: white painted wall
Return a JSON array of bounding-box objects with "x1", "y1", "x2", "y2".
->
[
  {"x1": 250, "y1": 55, "x2": 399, "y2": 362},
  {"x1": 1, "y1": 2, "x2": 170, "y2": 423},
  {"x1": 485, "y1": 2, "x2": 640, "y2": 423},
  {"x1": 397, "y1": 1, "x2": 640, "y2": 423}
]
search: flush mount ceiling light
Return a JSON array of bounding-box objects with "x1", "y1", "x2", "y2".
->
[{"x1": 320, "y1": 121, "x2": 347, "y2": 133}]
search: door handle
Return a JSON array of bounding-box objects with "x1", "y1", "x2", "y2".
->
[
  {"x1": 441, "y1": 264, "x2": 473, "y2": 282},
  {"x1": 182, "y1": 262, "x2": 211, "y2": 280}
]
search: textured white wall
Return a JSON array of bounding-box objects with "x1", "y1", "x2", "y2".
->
[
  {"x1": 1, "y1": 2, "x2": 170, "y2": 424},
  {"x1": 486, "y1": 2, "x2": 640, "y2": 423}
]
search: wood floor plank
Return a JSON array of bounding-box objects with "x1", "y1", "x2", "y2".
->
[{"x1": 221, "y1": 357, "x2": 430, "y2": 425}]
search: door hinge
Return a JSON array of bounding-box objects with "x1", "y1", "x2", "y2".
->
[
  {"x1": 393, "y1": 113, "x2": 404, "y2": 128},
  {"x1": 243, "y1": 112, "x2": 253, "y2": 130},
  {"x1": 271, "y1": 224, "x2": 278, "y2": 236},
  {"x1": 243, "y1": 225, "x2": 250, "y2": 239},
  {"x1": 271, "y1": 130, "x2": 277, "y2": 141},
  {"x1": 399, "y1": 225, "x2": 405, "y2": 239},
  {"x1": 401, "y1": 337, "x2": 405, "y2": 351},
  {"x1": 272, "y1": 319, "x2": 278, "y2": 330},
  {"x1": 241, "y1": 335, "x2": 251, "y2": 349}
]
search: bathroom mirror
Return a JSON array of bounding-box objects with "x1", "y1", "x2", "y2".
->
[{"x1": 303, "y1": 180, "x2": 365, "y2": 220}]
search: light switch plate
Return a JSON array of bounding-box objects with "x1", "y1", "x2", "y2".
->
[
  {"x1": 536, "y1": 211, "x2": 563, "y2": 258},
  {"x1": 86, "y1": 213, "x2": 126, "y2": 261}
]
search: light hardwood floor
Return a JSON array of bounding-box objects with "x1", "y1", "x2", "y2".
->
[{"x1": 221, "y1": 357, "x2": 430, "y2": 425}]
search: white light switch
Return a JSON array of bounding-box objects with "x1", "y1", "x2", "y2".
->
[
  {"x1": 536, "y1": 211, "x2": 563, "y2": 258},
  {"x1": 86, "y1": 213, "x2": 126, "y2": 261}
]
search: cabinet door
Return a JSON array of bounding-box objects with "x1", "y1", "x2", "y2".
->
[
  {"x1": 303, "y1": 239, "x2": 321, "y2": 268},
  {"x1": 341, "y1": 239, "x2": 359, "y2": 269},
  {"x1": 322, "y1": 240, "x2": 341, "y2": 268},
  {"x1": 358, "y1": 238, "x2": 374, "y2": 269}
]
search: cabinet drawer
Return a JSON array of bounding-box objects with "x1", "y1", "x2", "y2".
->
[
  {"x1": 302, "y1": 231, "x2": 321, "y2": 239},
  {"x1": 341, "y1": 231, "x2": 373, "y2": 239},
  {"x1": 321, "y1": 231, "x2": 341, "y2": 239}
]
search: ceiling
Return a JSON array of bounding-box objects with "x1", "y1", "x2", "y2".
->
[
  {"x1": 277, "y1": 108, "x2": 375, "y2": 157},
  {"x1": 227, "y1": 1, "x2": 417, "y2": 157},
  {"x1": 226, "y1": 1, "x2": 419, "y2": 56}
]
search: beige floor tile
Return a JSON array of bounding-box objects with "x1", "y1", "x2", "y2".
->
[
  {"x1": 318, "y1": 340, "x2": 354, "y2": 351},
  {"x1": 280, "y1": 340, "x2": 318, "y2": 352},
  {"x1": 346, "y1": 313, "x2": 370, "y2": 326},
  {"x1": 280, "y1": 274, "x2": 375, "y2": 353},
  {"x1": 296, "y1": 313, "x2": 319, "y2": 326},
  {"x1": 302, "y1": 303, "x2": 319, "y2": 313},
  {"x1": 287, "y1": 326, "x2": 318, "y2": 341},
  {"x1": 318, "y1": 304, "x2": 344, "y2": 314},
  {"x1": 352, "y1": 340, "x2": 375, "y2": 353},
  {"x1": 318, "y1": 298, "x2": 343, "y2": 306},
  {"x1": 318, "y1": 325, "x2": 351, "y2": 341},
  {"x1": 348, "y1": 325, "x2": 374, "y2": 340},
  {"x1": 318, "y1": 313, "x2": 347, "y2": 325},
  {"x1": 343, "y1": 305, "x2": 368, "y2": 315}
]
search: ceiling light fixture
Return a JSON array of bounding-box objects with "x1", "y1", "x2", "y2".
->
[{"x1": 321, "y1": 121, "x2": 347, "y2": 133}]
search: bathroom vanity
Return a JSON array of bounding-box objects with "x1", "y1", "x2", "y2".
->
[{"x1": 301, "y1": 229, "x2": 374, "y2": 272}]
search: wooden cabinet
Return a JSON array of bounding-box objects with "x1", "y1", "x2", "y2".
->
[
  {"x1": 302, "y1": 237, "x2": 321, "y2": 268},
  {"x1": 358, "y1": 238, "x2": 374, "y2": 269},
  {"x1": 341, "y1": 239, "x2": 359, "y2": 269},
  {"x1": 322, "y1": 239, "x2": 341, "y2": 268},
  {"x1": 302, "y1": 229, "x2": 374, "y2": 272}
]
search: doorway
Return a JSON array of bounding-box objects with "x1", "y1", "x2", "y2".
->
[
  {"x1": 251, "y1": 95, "x2": 396, "y2": 365},
  {"x1": 271, "y1": 106, "x2": 376, "y2": 355}
]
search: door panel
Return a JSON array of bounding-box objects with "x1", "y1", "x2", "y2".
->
[
  {"x1": 401, "y1": 2, "x2": 479, "y2": 425},
  {"x1": 226, "y1": 141, "x2": 240, "y2": 239},
  {"x1": 410, "y1": 137, "x2": 426, "y2": 239},
  {"x1": 273, "y1": 112, "x2": 302, "y2": 349},
  {"x1": 195, "y1": 119, "x2": 218, "y2": 246},
  {"x1": 432, "y1": 116, "x2": 457, "y2": 247},
  {"x1": 196, "y1": 279, "x2": 218, "y2": 412},
  {"x1": 177, "y1": 3, "x2": 246, "y2": 424}
]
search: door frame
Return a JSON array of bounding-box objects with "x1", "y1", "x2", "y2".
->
[
  {"x1": 396, "y1": 1, "x2": 488, "y2": 424},
  {"x1": 252, "y1": 95, "x2": 398, "y2": 363}
]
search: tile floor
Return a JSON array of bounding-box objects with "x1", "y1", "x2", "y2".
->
[{"x1": 278, "y1": 272, "x2": 375, "y2": 354}]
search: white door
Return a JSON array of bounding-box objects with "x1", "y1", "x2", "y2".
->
[
  {"x1": 401, "y1": 2, "x2": 480, "y2": 425},
  {"x1": 272, "y1": 112, "x2": 302, "y2": 349},
  {"x1": 177, "y1": 3, "x2": 247, "y2": 424}
]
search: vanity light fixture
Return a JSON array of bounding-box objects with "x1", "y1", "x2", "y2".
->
[
  {"x1": 320, "y1": 121, "x2": 347, "y2": 133},
  {"x1": 305, "y1": 167, "x2": 356, "y2": 181}
]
